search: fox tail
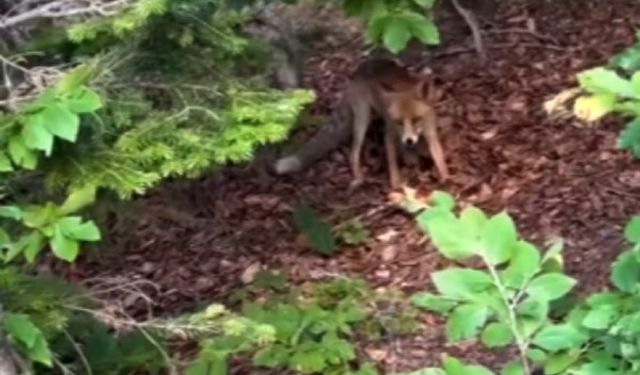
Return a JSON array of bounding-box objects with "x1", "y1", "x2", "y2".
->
[{"x1": 272, "y1": 100, "x2": 352, "y2": 174}]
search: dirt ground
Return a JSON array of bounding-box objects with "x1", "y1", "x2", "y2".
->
[{"x1": 54, "y1": 0, "x2": 640, "y2": 373}]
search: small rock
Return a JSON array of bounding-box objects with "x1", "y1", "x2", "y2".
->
[
  {"x1": 380, "y1": 246, "x2": 398, "y2": 262},
  {"x1": 376, "y1": 229, "x2": 399, "y2": 243},
  {"x1": 241, "y1": 262, "x2": 262, "y2": 284},
  {"x1": 375, "y1": 269, "x2": 391, "y2": 280},
  {"x1": 140, "y1": 262, "x2": 155, "y2": 274}
]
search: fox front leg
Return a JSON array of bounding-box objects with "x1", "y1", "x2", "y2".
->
[
  {"x1": 422, "y1": 109, "x2": 450, "y2": 182},
  {"x1": 385, "y1": 124, "x2": 403, "y2": 190}
]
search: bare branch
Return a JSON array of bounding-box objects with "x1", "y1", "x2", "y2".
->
[
  {"x1": 0, "y1": 0, "x2": 134, "y2": 29},
  {"x1": 449, "y1": 0, "x2": 487, "y2": 63}
]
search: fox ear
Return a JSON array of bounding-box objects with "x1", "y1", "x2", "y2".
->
[{"x1": 411, "y1": 79, "x2": 429, "y2": 99}]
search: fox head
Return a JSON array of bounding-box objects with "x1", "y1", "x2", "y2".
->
[{"x1": 378, "y1": 78, "x2": 437, "y2": 146}]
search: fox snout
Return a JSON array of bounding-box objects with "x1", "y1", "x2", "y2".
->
[
  {"x1": 402, "y1": 134, "x2": 419, "y2": 146},
  {"x1": 401, "y1": 121, "x2": 420, "y2": 146}
]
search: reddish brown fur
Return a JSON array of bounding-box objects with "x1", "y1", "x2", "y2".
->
[{"x1": 346, "y1": 58, "x2": 449, "y2": 189}]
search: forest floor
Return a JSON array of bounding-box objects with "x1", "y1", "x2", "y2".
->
[{"x1": 56, "y1": 0, "x2": 640, "y2": 373}]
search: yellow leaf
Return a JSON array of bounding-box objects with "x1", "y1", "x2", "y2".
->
[{"x1": 573, "y1": 94, "x2": 616, "y2": 122}]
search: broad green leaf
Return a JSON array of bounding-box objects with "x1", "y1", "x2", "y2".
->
[
  {"x1": 28, "y1": 335, "x2": 53, "y2": 367},
  {"x1": 43, "y1": 103, "x2": 80, "y2": 142},
  {"x1": 425, "y1": 215, "x2": 476, "y2": 260},
  {"x1": 581, "y1": 304, "x2": 618, "y2": 330},
  {"x1": 577, "y1": 67, "x2": 636, "y2": 97},
  {"x1": 0, "y1": 206, "x2": 22, "y2": 220},
  {"x1": 632, "y1": 71, "x2": 640, "y2": 93},
  {"x1": 57, "y1": 216, "x2": 101, "y2": 241},
  {"x1": 532, "y1": 324, "x2": 587, "y2": 351},
  {"x1": 22, "y1": 113, "x2": 54, "y2": 155},
  {"x1": 544, "y1": 351, "x2": 580, "y2": 375},
  {"x1": 611, "y1": 43, "x2": 640, "y2": 73},
  {"x1": 383, "y1": 16, "x2": 412, "y2": 54},
  {"x1": 527, "y1": 349, "x2": 547, "y2": 364},
  {"x1": 50, "y1": 225, "x2": 79, "y2": 262},
  {"x1": 502, "y1": 240, "x2": 541, "y2": 288},
  {"x1": 3, "y1": 313, "x2": 52, "y2": 366},
  {"x1": 481, "y1": 211, "x2": 517, "y2": 265},
  {"x1": 59, "y1": 185, "x2": 97, "y2": 215},
  {"x1": 4, "y1": 313, "x2": 39, "y2": 347},
  {"x1": 446, "y1": 303, "x2": 488, "y2": 341},
  {"x1": 500, "y1": 361, "x2": 524, "y2": 375},
  {"x1": 525, "y1": 273, "x2": 576, "y2": 301},
  {"x1": 366, "y1": 14, "x2": 390, "y2": 43},
  {"x1": 21, "y1": 231, "x2": 46, "y2": 263},
  {"x1": 8, "y1": 135, "x2": 37, "y2": 169},
  {"x1": 431, "y1": 268, "x2": 494, "y2": 300},
  {"x1": 64, "y1": 86, "x2": 103, "y2": 113},
  {"x1": 404, "y1": 12, "x2": 439, "y2": 45},
  {"x1": 585, "y1": 292, "x2": 622, "y2": 307},
  {"x1": 416, "y1": 206, "x2": 456, "y2": 233},
  {"x1": 292, "y1": 203, "x2": 336, "y2": 255},
  {"x1": 576, "y1": 362, "x2": 619, "y2": 375},
  {"x1": 442, "y1": 357, "x2": 495, "y2": 375},
  {"x1": 480, "y1": 322, "x2": 513, "y2": 348},
  {"x1": 411, "y1": 293, "x2": 458, "y2": 313},
  {"x1": 610, "y1": 250, "x2": 640, "y2": 292},
  {"x1": 624, "y1": 216, "x2": 640, "y2": 244},
  {"x1": 458, "y1": 206, "x2": 487, "y2": 241},
  {"x1": 0, "y1": 151, "x2": 12, "y2": 172},
  {"x1": 617, "y1": 118, "x2": 640, "y2": 158},
  {"x1": 573, "y1": 94, "x2": 616, "y2": 122},
  {"x1": 464, "y1": 366, "x2": 495, "y2": 375},
  {"x1": 22, "y1": 203, "x2": 58, "y2": 228},
  {"x1": 441, "y1": 356, "x2": 467, "y2": 375},
  {"x1": 430, "y1": 190, "x2": 455, "y2": 211}
]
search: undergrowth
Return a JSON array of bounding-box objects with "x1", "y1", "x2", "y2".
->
[
  {"x1": 395, "y1": 189, "x2": 640, "y2": 375},
  {"x1": 221, "y1": 272, "x2": 422, "y2": 374}
]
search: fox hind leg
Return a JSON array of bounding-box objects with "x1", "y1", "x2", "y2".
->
[{"x1": 349, "y1": 101, "x2": 371, "y2": 189}]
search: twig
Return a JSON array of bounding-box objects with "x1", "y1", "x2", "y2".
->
[
  {"x1": 0, "y1": 54, "x2": 31, "y2": 75},
  {"x1": 485, "y1": 28, "x2": 559, "y2": 45},
  {"x1": 62, "y1": 329, "x2": 92, "y2": 375},
  {"x1": 0, "y1": 0, "x2": 133, "y2": 29},
  {"x1": 433, "y1": 42, "x2": 569, "y2": 59},
  {"x1": 449, "y1": 0, "x2": 487, "y2": 63}
]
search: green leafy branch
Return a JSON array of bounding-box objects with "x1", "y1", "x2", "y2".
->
[
  {"x1": 399, "y1": 191, "x2": 584, "y2": 375},
  {"x1": 555, "y1": 31, "x2": 640, "y2": 159},
  {"x1": 0, "y1": 65, "x2": 102, "y2": 172},
  {"x1": 342, "y1": 0, "x2": 440, "y2": 53},
  {"x1": 0, "y1": 185, "x2": 101, "y2": 263}
]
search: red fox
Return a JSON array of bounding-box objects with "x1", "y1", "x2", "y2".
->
[{"x1": 272, "y1": 57, "x2": 449, "y2": 189}]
